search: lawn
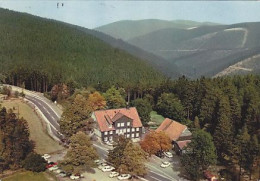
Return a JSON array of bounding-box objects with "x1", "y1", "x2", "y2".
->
[
  {"x1": 149, "y1": 111, "x2": 165, "y2": 129},
  {"x1": 0, "y1": 97, "x2": 63, "y2": 154},
  {"x1": 2, "y1": 171, "x2": 57, "y2": 181}
]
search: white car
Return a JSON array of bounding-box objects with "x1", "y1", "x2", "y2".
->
[
  {"x1": 109, "y1": 171, "x2": 119, "y2": 178},
  {"x1": 94, "y1": 159, "x2": 101, "y2": 164},
  {"x1": 160, "y1": 161, "x2": 171, "y2": 168},
  {"x1": 58, "y1": 172, "x2": 66, "y2": 177},
  {"x1": 106, "y1": 141, "x2": 114, "y2": 146},
  {"x1": 42, "y1": 154, "x2": 51, "y2": 160},
  {"x1": 102, "y1": 165, "x2": 115, "y2": 172},
  {"x1": 98, "y1": 163, "x2": 108, "y2": 170},
  {"x1": 70, "y1": 174, "x2": 80, "y2": 180},
  {"x1": 164, "y1": 152, "x2": 173, "y2": 158},
  {"x1": 54, "y1": 169, "x2": 62, "y2": 174},
  {"x1": 48, "y1": 165, "x2": 59, "y2": 171},
  {"x1": 117, "y1": 174, "x2": 131, "y2": 180}
]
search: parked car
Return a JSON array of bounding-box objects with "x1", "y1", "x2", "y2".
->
[
  {"x1": 42, "y1": 154, "x2": 51, "y2": 160},
  {"x1": 164, "y1": 152, "x2": 173, "y2": 158},
  {"x1": 109, "y1": 171, "x2": 119, "y2": 178},
  {"x1": 98, "y1": 162, "x2": 108, "y2": 170},
  {"x1": 160, "y1": 161, "x2": 171, "y2": 168},
  {"x1": 58, "y1": 172, "x2": 67, "y2": 177},
  {"x1": 105, "y1": 141, "x2": 114, "y2": 146},
  {"x1": 117, "y1": 174, "x2": 131, "y2": 180},
  {"x1": 49, "y1": 165, "x2": 59, "y2": 171},
  {"x1": 46, "y1": 162, "x2": 58, "y2": 169},
  {"x1": 94, "y1": 159, "x2": 101, "y2": 165},
  {"x1": 70, "y1": 174, "x2": 80, "y2": 180},
  {"x1": 102, "y1": 165, "x2": 115, "y2": 172},
  {"x1": 54, "y1": 169, "x2": 62, "y2": 174}
]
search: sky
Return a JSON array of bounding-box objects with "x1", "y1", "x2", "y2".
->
[{"x1": 0, "y1": 1, "x2": 260, "y2": 29}]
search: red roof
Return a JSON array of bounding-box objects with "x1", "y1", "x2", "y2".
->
[
  {"x1": 176, "y1": 140, "x2": 191, "y2": 149},
  {"x1": 156, "y1": 118, "x2": 187, "y2": 141},
  {"x1": 94, "y1": 107, "x2": 143, "y2": 132}
]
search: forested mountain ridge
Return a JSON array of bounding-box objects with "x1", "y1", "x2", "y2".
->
[
  {"x1": 0, "y1": 8, "x2": 165, "y2": 92},
  {"x1": 69, "y1": 25, "x2": 181, "y2": 78},
  {"x1": 95, "y1": 19, "x2": 219, "y2": 41},
  {"x1": 128, "y1": 22, "x2": 260, "y2": 78}
]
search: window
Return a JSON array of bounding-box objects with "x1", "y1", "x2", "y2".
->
[
  {"x1": 132, "y1": 133, "x2": 135, "y2": 138},
  {"x1": 116, "y1": 130, "x2": 119, "y2": 134},
  {"x1": 117, "y1": 123, "x2": 121, "y2": 127},
  {"x1": 123, "y1": 129, "x2": 126, "y2": 133},
  {"x1": 121, "y1": 122, "x2": 124, "y2": 127},
  {"x1": 136, "y1": 127, "x2": 139, "y2": 131},
  {"x1": 127, "y1": 134, "x2": 130, "y2": 138},
  {"x1": 127, "y1": 122, "x2": 130, "y2": 126},
  {"x1": 104, "y1": 137, "x2": 108, "y2": 142},
  {"x1": 110, "y1": 131, "x2": 113, "y2": 135},
  {"x1": 104, "y1": 131, "x2": 108, "y2": 135},
  {"x1": 109, "y1": 136, "x2": 113, "y2": 141},
  {"x1": 127, "y1": 128, "x2": 130, "y2": 132},
  {"x1": 132, "y1": 128, "x2": 135, "y2": 132},
  {"x1": 136, "y1": 133, "x2": 139, "y2": 137}
]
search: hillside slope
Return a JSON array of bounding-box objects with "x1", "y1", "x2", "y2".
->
[
  {"x1": 95, "y1": 19, "x2": 218, "y2": 41},
  {"x1": 0, "y1": 8, "x2": 165, "y2": 91},
  {"x1": 128, "y1": 22, "x2": 260, "y2": 78},
  {"x1": 70, "y1": 25, "x2": 180, "y2": 78}
]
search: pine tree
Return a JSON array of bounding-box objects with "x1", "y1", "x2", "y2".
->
[
  {"x1": 213, "y1": 96, "x2": 234, "y2": 163},
  {"x1": 181, "y1": 129, "x2": 217, "y2": 181}
]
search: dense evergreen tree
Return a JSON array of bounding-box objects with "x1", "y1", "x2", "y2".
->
[
  {"x1": 0, "y1": 108, "x2": 34, "y2": 171},
  {"x1": 213, "y1": 96, "x2": 234, "y2": 163},
  {"x1": 181, "y1": 130, "x2": 217, "y2": 181},
  {"x1": 22, "y1": 152, "x2": 47, "y2": 172}
]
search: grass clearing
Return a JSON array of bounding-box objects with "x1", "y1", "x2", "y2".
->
[
  {"x1": 149, "y1": 111, "x2": 165, "y2": 129},
  {"x1": 2, "y1": 171, "x2": 57, "y2": 181},
  {"x1": 0, "y1": 97, "x2": 63, "y2": 154}
]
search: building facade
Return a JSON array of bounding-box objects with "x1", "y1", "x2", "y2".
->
[{"x1": 92, "y1": 107, "x2": 143, "y2": 142}]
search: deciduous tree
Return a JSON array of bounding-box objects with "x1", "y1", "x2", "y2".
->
[
  {"x1": 140, "y1": 131, "x2": 171, "y2": 156},
  {"x1": 104, "y1": 86, "x2": 126, "y2": 109},
  {"x1": 59, "y1": 131, "x2": 98, "y2": 174}
]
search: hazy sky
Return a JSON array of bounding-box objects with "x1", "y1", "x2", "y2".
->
[{"x1": 0, "y1": 1, "x2": 260, "y2": 29}]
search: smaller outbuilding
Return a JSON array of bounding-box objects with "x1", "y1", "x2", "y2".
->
[{"x1": 156, "y1": 118, "x2": 192, "y2": 154}]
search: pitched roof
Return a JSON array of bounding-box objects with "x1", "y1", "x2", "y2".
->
[
  {"x1": 156, "y1": 118, "x2": 187, "y2": 141},
  {"x1": 176, "y1": 140, "x2": 191, "y2": 150},
  {"x1": 94, "y1": 107, "x2": 143, "y2": 132}
]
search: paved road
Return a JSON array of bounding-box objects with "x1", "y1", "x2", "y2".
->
[{"x1": 25, "y1": 94, "x2": 62, "y2": 139}]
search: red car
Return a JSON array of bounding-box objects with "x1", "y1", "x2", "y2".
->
[{"x1": 46, "y1": 162, "x2": 58, "y2": 169}]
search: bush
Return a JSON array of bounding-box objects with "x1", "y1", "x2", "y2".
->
[{"x1": 22, "y1": 152, "x2": 47, "y2": 172}]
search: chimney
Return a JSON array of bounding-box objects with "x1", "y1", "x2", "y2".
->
[{"x1": 126, "y1": 102, "x2": 129, "y2": 109}]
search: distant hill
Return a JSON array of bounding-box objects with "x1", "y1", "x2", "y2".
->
[
  {"x1": 0, "y1": 8, "x2": 166, "y2": 91},
  {"x1": 95, "y1": 19, "x2": 219, "y2": 41},
  {"x1": 70, "y1": 25, "x2": 181, "y2": 78},
  {"x1": 128, "y1": 22, "x2": 260, "y2": 78}
]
